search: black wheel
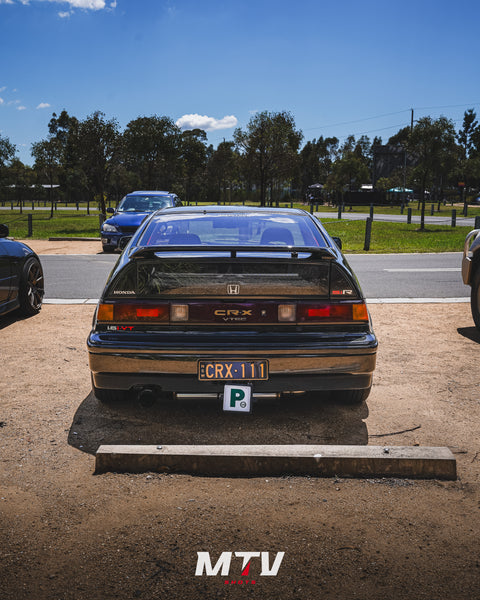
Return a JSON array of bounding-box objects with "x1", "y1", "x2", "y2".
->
[
  {"x1": 102, "y1": 245, "x2": 115, "y2": 253},
  {"x1": 18, "y1": 257, "x2": 44, "y2": 316},
  {"x1": 334, "y1": 387, "x2": 371, "y2": 404},
  {"x1": 471, "y1": 267, "x2": 480, "y2": 331}
]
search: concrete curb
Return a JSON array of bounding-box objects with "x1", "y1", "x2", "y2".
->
[{"x1": 95, "y1": 444, "x2": 457, "y2": 479}]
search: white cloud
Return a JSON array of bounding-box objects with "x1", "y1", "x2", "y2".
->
[
  {"x1": 175, "y1": 114, "x2": 238, "y2": 132},
  {"x1": 58, "y1": 10, "x2": 70, "y2": 16},
  {"x1": 0, "y1": 87, "x2": 6, "y2": 92},
  {"x1": 37, "y1": 102, "x2": 51, "y2": 109},
  {"x1": 0, "y1": 98, "x2": 4, "y2": 105},
  {"x1": 17, "y1": 105, "x2": 26, "y2": 110},
  {"x1": 0, "y1": 0, "x2": 113, "y2": 9},
  {"x1": 59, "y1": 0, "x2": 106, "y2": 8}
]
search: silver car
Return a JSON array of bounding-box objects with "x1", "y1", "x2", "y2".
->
[{"x1": 462, "y1": 229, "x2": 480, "y2": 330}]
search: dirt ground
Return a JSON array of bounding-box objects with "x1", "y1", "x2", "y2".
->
[{"x1": 1, "y1": 243, "x2": 479, "y2": 599}]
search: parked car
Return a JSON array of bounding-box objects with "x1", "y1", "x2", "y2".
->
[
  {"x1": 101, "y1": 190, "x2": 182, "y2": 253},
  {"x1": 462, "y1": 228, "x2": 480, "y2": 330},
  {"x1": 0, "y1": 224, "x2": 44, "y2": 317},
  {"x1": 88, "y1": 206, "x2": 377, "y2": 408}
]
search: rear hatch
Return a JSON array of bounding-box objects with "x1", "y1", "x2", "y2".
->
[{"x1": 97, "y1": 249, "x2": 368, "y2": 330}]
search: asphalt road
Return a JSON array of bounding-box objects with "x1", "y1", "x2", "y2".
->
[{"x1": 39, "y1": 252, "x2": 469, "y2": 301}]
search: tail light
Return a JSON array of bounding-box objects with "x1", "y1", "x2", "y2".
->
[
  {"x1": 97, "y1": 303, "x2": 169, "y2": 322},
  {"x1": 297, "y1": 302, "x2": 369, "y2": 323},
  {"x1": 97, "y1": 300, "x2": 369, "y2": 324}
]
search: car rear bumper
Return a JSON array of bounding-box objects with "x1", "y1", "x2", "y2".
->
[{"x1": 88, "y1": 331, "x2": 377, "y2": 393}]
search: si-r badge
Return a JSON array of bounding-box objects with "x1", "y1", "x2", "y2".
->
[
  {"x1": 227, "y1": 284, "x2": 240, "y2": 295},
  {"x1": 223, "y1": 384, "x2": 252, "y2": 412}
]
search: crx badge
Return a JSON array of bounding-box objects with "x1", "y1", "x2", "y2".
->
[{"x1": 227, "y1": 284, "x2": 240, "y2": 295}]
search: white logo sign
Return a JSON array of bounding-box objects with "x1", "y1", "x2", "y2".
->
[{"x1": 195, "y1": 551, "x2": 285, "y2": 578}]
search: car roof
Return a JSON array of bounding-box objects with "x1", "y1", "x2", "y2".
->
[
  {"x1": 151, "y1": 205, "x2": 308, "y2": 216},
  {"x1": 127, "y1": 190, "x2": 173, "y2": 196}
]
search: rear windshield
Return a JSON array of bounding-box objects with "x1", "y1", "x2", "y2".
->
[
  {"x1": 109, "y1": 259, "x2": 331, "y2": 298},
  {"x1": 117, "y1": 194, "x2": 173, "y2": 212},
  {"x1": 138, "y1": 212, "x2": 327, "y2": 247}
]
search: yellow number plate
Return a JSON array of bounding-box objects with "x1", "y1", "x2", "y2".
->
[{"x1": 198, "y1": 360, "x2": 268, "y2": 381}]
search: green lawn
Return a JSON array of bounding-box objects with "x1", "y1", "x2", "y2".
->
[
  {"x1": 1, "y1": 211, "x2": 100, "y2": 239},
  {"x1": 322, "y1": 219, "x2": 470, "y2": 253},
  {"x1": 0, "y1": 208, "x2": 472, "y2": 253}
]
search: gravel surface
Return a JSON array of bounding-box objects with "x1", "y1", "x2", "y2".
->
[{"x1": 1, "y1": 245, "x2": 479, "y2": 599}]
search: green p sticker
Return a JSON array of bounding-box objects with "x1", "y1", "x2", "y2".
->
[{"x1": 223, "y1": 385, "x2": 252, "y2": 412}]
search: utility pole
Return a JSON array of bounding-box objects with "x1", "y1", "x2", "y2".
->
[{"x1": 411, "y1": 108, "x2": 414, "y2": 132}]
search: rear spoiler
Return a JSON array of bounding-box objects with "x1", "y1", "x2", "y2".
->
[{"x1": 129, "y1": 245, "x2": 336, "y2": 260}]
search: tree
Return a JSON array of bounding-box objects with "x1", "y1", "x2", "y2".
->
[
  {"x1": 47, "y1": 111, "x2": 84, "y2": 203},
  {"x1": 207, "y1": 141, "x2": 239, "y2": 203},
  {"x1": 122, "y1": 116, "x2": 182, "y2": 191},
  {"x1": 457, "y1": 109, "x2": 480, "y2": 191},
  {"x1": 408, "y1": 116, "x2": 456, "y2": 230},
  {"x1": 234, "y1": 111, "x2": 303, "y2": 206},
  {"x1": 298, "y1": 136, "x2": 338, "y2": 196},
  {"x1": 180, "y1": 129, "x2": 208, "y2": 203},
  {"x1": 6, "y1": 159, "x2": 34, "y2": 212},
  {"x1": 326, "y1": 134, "x2": 370, "y2": 195},
  {"x1": 31, "y1": 138, "x2": 62, "y2": 218},
  {"x1": 75, "y1": 111, "x2": 120, "y2": 215},
  {"x1": 0, "y1": 134, "x2": 16, "y2": 202}
]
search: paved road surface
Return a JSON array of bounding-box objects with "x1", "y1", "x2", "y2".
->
[{"x1": 39, "y1": 252, "x2": 469, "y2": 301}]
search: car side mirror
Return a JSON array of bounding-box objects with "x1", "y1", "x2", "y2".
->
[
  {"x1": 0, "y1": 224, "x2": 9, "y2": 238},
  {"x1": 332, "y1": 236, "x2": 342, "y2": 250},
  {"x1": 107, "y1": 207, "x2": 114, "y2": 214}
]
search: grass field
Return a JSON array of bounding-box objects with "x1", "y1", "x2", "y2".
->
[{"x1": 0, "y1": 208, "x2": 472, "y2": 253}]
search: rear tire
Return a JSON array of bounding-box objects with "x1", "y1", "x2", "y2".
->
[
  {"x1": 18, "y1": 257, "x2": 44, "y2": 316},
  {"x1": 471, "y1": 267, "x2": 480, "y2": 331},
  {"x1": 334, "y1": 387, "x2": 371, "y2": 404},
  {"x1": 102, "y1": 245, "x2": 115, "y2": 254}
]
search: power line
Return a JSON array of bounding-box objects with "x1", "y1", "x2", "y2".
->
[
  {"x1": 305, "y1": 109, "x2": 410, "y2": 132},
  {"x1": 306, "y1": 102, "x2": 480, "y2": 134}
]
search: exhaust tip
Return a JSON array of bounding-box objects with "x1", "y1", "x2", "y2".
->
[{"x1": 137, "y1": 387, "x2": 157, "y2": 407}]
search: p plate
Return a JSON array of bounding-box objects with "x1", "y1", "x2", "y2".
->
[{"x1": 223, "y1": 384, "x2": 252, "y2": 413}]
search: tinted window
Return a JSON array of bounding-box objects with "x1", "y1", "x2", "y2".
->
[
  {"x1": 139, "y1": 213, "x2": 326, "y2": 247},
  {"x1": 110, "y1": 259, "x2": 330, "y2": 298},
  {"x1": 117, "y1": 195, "x2": 173, "y2": 212}
]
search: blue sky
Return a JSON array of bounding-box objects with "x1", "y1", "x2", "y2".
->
[{"x1": 1, "y1": 0, "x2": 480, "y2": 165}]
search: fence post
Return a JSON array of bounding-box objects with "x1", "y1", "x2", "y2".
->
[
  {"x1": 337, "y1": 204, "x2": 342, "y2": 219},
  {"x1": 430, "y1": 204, "x2": 434, "y2": 216},
  {"x1": 27, "y1": 214, "x2": 33, "y2": 237},
  {"x1": 474, "y1": 215, "x2": 480, "y2": 229},
  {"x1": 369, "y1": 204, "x2": 374, "y2": 220},
  {"x1": 407, "y1": 207, "x2": 412, "y2": 224},
  {"x1": 400, "y1": 203, "x2": 404, "y2": 214},
  {"x1": 364, "y1": 217, "x2": 372, "y2": 251},
  {"x1": 451, "y1": 209, "x2": 456, "y2": 227}
]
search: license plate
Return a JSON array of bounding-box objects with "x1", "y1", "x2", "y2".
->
[{"x1": 198, "y1": 360, "x2": 268, "y2": 381}]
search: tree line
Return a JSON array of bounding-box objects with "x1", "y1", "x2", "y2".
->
[{"x1": 1, "y1": 107, "x2": 480, "y2": 214}]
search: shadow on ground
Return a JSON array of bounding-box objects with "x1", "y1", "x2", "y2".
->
[
  {"x1": 68, "y1": 392, "x2": 369, "y2": 455},
  {"x1": 457, "y1": 326, "x2": 480, "y2": 343}
]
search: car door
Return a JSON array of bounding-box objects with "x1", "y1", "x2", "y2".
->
[{"x1": 0, "y1": 238, "x2": 12, "y2": 304}]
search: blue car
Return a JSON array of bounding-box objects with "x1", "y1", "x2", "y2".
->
[{"x1": 101, "y1": 190, "x2": 182, "y2": 253}]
